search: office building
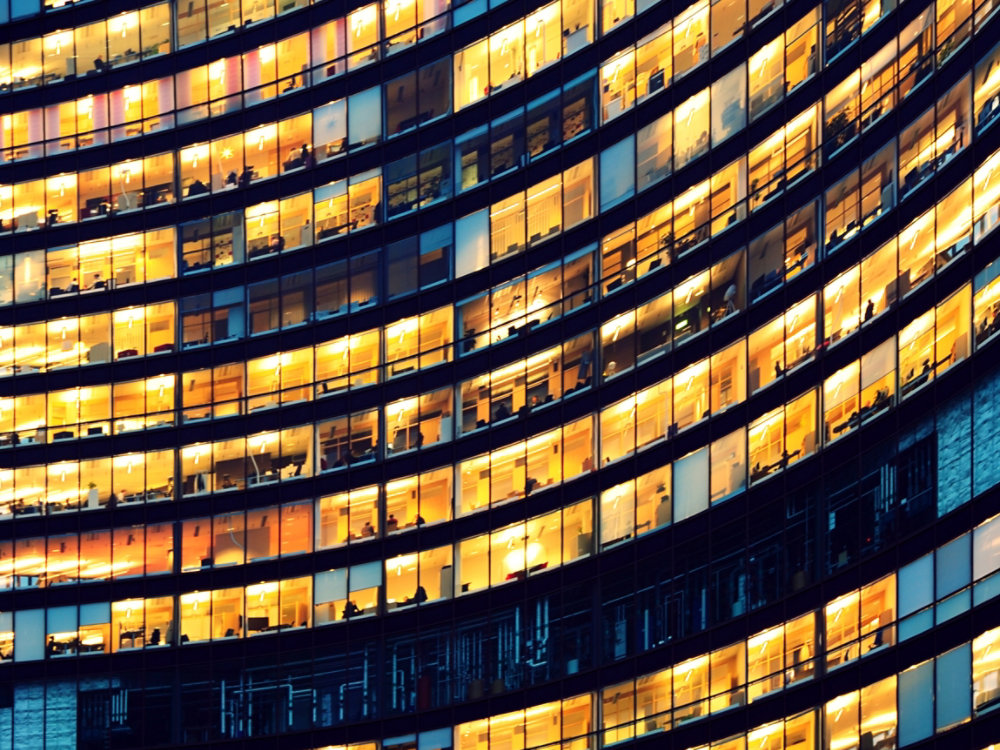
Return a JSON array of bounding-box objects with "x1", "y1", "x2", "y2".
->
[{"x1": 0, "y1": 0, "x2": 999, "y2": 746}]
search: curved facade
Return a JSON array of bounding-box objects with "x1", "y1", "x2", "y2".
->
[{"x1": 1, "y1": 0, "x2": 1000, "y2": 747}]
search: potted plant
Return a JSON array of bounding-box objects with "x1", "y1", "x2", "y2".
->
[{"x1": 87, "y1": 482, "x2": 99, "y2": 509}]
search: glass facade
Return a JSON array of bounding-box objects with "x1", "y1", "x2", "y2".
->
[{"x1": 0, "y1": 0, "x2": 999, "y2": 746}]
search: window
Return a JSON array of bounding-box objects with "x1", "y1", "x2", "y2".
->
[
  {"x1": 317, "y1": 488, "x2": 379, "y2": 547},
  {"x1": 975, "y1": 40, "x2": 1000, "y2": 135},
  {"x1": 636, "y1": 111, "x2": 671, "y2": 189},
  {"x1": 674, "y1": 89, "x2": 710, "y2": 169},
  {"x1": 711, "y1": 65, "x2": 746, "y2": 145}
]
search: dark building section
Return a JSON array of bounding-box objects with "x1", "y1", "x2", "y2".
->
[{"x1": 0, "y1": 0, "x2": 999, "y2": 747}]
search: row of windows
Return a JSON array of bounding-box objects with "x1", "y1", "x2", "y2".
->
[
  {"x1": 0, "y1": 328, "x2": 591, "y2": 443},
  {"x1": 0, "y1": 0, "x2": 927, "y2": 214},
  {"x1": 455, "y1": 631, "x2": 988, "y2": 750},
  {"x1": 0, "y1": 2, "x2": 172, "y2": 90},
  {"x1": 0, "y1": 489, "x2": 590, "y2": 594},
  {"x1": 596, "y1": 5, "x2": 819, "y2": 132},
  {"x1": 0, "y1": 0, "x2": 864, "y2": 123},
  {"x1": 450, "y1": 0, "x2": 821, "y2": 113},
  {"x1": 2, "y1": 634, "x2": 992, "y2": 748},
  {"x1": 1, "y1": 0, "x2": 318, "y2": 39},
  {"x1": 0, "y1": 226, "x2": 177, "y2": 305},
  {"x1": 686, "y1": 634, "x2": 992, "y2": 749},
  {"x1": 0, "y1": 0, "x2": 725, "y2": 152}
]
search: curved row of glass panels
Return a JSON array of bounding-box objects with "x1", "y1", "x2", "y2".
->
[
  {"x1": 296, "y1": 624, "x2": 999, "y2": 749},
  {"x1": 1, "y1": 0, "x2": 311, "y2": 35},
  {"x1": 453, "y1": 623, "x2": 996, "y2": 750}
]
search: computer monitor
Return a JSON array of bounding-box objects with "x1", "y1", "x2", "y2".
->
[{"x1": 246, "y1": 616, "x2": 269, "y2": 632}]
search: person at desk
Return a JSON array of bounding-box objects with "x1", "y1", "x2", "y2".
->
[
  {"x1": 979, "y1": 314, "x2": 994, "y2": 342},
  {"x1": 494, "y1": 402, "x2": 511, "y2": 421},
  {"x1": 188, "y1": 178, "x2": 209, "y2": 196},
  {"x1": 777, "y1": 448, "x2": 799, "y2": 469},
  {"x1": 386, "y1": 513, "x2": 398, "y2": 532},
  {"x1": 238, "y1": 167, "x2": 254, "y2": 189},
  {"x1": 284, "y1": 147, "x2": 303, "y2": 170},
  {"x1": 225, "y1": 171, "x2": 238, "y2": 188},
  {"x1": 361, "y1": 521, "x2": 376, "y2": 537},
  {"x1": 342, "y1": 600, "x2": 361, "y2": 618},
  {"x1": 724, "y1": 282, "x2": 737, "y2": 314},
  {"x1": 412, "y1": 585, "x2": 428, "y2": 604},
  {"x1": 94, "y1": 56, "x2": 108, "y2": 73},
  {"x1": 414, "y1": 513, "x2": 425, "y2": 526},
  {"x1": 869, "y1": 388, "x2": 890, "y2": 412},
  {"x1": 301, "y1": 143, "x2": 312, "y2": 167}
]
